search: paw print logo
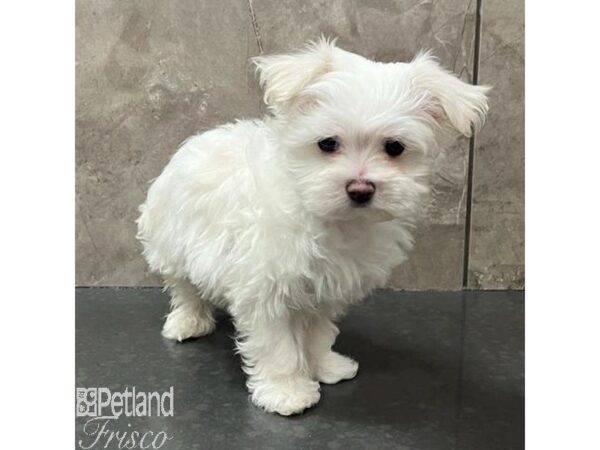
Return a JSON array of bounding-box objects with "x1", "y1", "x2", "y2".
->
[{"x1": 76, "y1": 388, "x2": 97, "y2": 417}]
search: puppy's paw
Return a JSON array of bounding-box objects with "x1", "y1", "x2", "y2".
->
[
  {"x1": 316, "y1": 351, "x2": 359, "y2": 384},
  {"x1": 250, "y1": 376, "x2": 321, "y2": 416},
  {"x1": 161, "y1": 309, "x2": 215, "y2": 342}
]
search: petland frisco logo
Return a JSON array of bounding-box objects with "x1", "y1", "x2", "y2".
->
[{"x1": 76, "y1": 387, "x2": 174, "y2": 449}]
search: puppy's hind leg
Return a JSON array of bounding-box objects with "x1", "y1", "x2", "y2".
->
[
  {"x1": 307, "y1": 313, "x2": 358, "y2": 384},
  {"x1": 162, "y1": 277, "x2": 216, "y2": 342}
]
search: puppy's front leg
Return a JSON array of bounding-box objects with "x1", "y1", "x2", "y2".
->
[{"x1": 234, "y1": 309, "x2": 320, "y2": 416}]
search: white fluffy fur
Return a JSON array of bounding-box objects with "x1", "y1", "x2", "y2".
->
[{"x1": 137, "y1": 38, "x2": 489, "y2": 416}]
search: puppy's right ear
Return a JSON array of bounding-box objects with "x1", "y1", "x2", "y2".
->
[{"x1": 252, "y1": 37, "x2": 337, "y2": 115}]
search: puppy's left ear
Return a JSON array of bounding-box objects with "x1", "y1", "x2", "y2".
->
[
  {"x1": 408, "y1": 51, "x2": 490, "y2": 137},
  {"x1": 252, "y1": 37, "x2": 337, "y2": 115}
]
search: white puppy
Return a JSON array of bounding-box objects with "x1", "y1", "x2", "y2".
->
[{"x1": 137, "y1": 38, "x2": 488, "y2": 416}]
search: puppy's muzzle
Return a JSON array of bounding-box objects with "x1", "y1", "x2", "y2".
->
[{"x1": 346, "y1": 180, "x2": 375, "y2": 206}]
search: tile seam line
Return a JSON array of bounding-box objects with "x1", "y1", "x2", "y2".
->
[
  {"x1": 462, "y1": 0, "x2": 483, "y2": 289},
  {"x1": 452, "y1": 292, "x2": 468, "y2": 449},
  {"x1": 74, "y1": 286, "x2": 525, "y2": 292}
]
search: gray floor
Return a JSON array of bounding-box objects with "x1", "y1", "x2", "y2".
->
[{"x1": 76, "y1": 288, "x2": 524, "y2": 450}]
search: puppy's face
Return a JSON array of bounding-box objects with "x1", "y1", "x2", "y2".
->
[{"x1": 254, "y1": 39, "x2": 489, "y2": 222}]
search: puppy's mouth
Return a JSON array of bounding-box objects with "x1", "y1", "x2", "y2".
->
[{"x1": 346, "y1": 202, "x2": 395, "y2": 222}]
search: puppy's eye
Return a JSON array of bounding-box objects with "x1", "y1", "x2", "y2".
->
[
  {"x1": 384, "y1": 140, "x2": 406, "y2": 157},
  {"x1": 317, "y1": 137, "x2": 339, "y2": 153}
]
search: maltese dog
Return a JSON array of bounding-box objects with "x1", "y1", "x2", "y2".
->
[{"x1": 137, "y1": 38, "x2": 489, "y2": 416}]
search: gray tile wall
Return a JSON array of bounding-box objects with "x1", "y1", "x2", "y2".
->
[
  {"x1": 76, "y1": 0, "x2": 524, "y2": 289},
  {"x1": 467, "y1": 0, "x2": 525, "y2": 289}
]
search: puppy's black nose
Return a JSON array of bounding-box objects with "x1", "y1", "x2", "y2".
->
[{"x1": 346, "y1": 180, "x2": 375, "y2": 205}]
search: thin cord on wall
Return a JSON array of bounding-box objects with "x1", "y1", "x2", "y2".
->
[
  {"x1": 462, "y1": 0, "x2": 483, "y2": 289},
  {"x1": 247, "y1": 0, "x2": 264, "y2": 54}
]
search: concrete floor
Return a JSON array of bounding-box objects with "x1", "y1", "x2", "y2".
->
[{"x1": 76, "y1": 288, "x2": 524, "y2": 450}]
